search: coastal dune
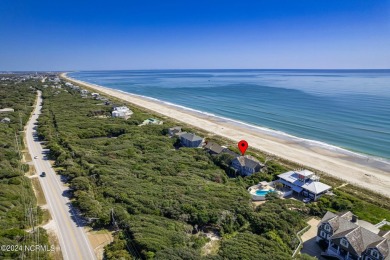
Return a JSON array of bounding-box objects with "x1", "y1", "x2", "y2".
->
[{"x1": 61, "y1": 73, "x2": 390, "y2": 198}]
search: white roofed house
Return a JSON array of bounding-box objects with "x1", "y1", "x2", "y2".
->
[
  {"x1": 231, "y1": 155, "x2": 264, "y2": 176},
  {"x1": 112, "y1": 106, "x2": 133, "y2": 119},
  {"x1": 140, "y1": 118, "x2": 163, "y2": 126},
  {"x1": 277, "y1": 169, "x2": 331, "y2": 201},
  {"x1": 91, "y1": 93, "x2": 100, "y2": 99},
  {"x1": 0, "y1": 108, "x2": 15, "y2": 113}
]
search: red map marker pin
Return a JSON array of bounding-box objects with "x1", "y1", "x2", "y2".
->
[{"x1": 238, "y1": 140, "x2": 248, "y2": 155}]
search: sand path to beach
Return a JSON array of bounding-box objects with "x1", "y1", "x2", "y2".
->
[{"x1": 61, "y1": 73, "x2": 390, "y2": 197}]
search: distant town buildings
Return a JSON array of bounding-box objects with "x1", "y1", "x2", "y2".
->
[
  {"x1": 277, "y1": 170, "x2": 331, "y2": 201},
  {"x1": 317, "y1": 211, "x2": 390, "y2": 260},
  {"x1": 231, "y1": 155, "x2": 264, "y2": 176},
  {"x1": 180, "y1": 133, "x2": 204, "y2": 148},
  {"x1": 112, "y1": 106, "x2": 133, "y2": 119}
]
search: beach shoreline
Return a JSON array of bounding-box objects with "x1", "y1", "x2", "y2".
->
[{"x1": 60, "y1": 72, "x2": 390, "y2": 197}]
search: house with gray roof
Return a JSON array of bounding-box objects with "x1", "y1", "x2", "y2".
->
[
  {"x1": 277, "y1": 169, "x2": 331, "y2": 201},
  {"x1": 231, "y1": 155, "x2": 264, "y2": 176},
  {"x1": 317, "y1": 211, "x2": 390, "y2": 260},
  {"x1": 180, "y1": 133, "x2": 204, "y2": 148},
  {"x1": 168, "y1": 126, "x2": 182, "y2": 136},
  {"x1": 1, "y1": 117, "x2": 11, "y2": 123},
  {"x1": 204, "y1": 142, "x2": 226, "y2": 155}
]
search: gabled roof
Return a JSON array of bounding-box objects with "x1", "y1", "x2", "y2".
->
[
  {"x1": 233, "y1": 155, "x2": 263, "y2": 169},
  {"x1": 180, "y1": 133, "x2": 203, "y2": 142},
  {"x1": 379, "y1": 230, "x2": 390, "y2": 239},
  {"x1": 318, "y1": 211, "x2": 338, "y2": 227},
  {"x1": 367, "y1": 238, "x2": 389, "y2": 258},
  {"x1": 222, "y1": 149, "x2": 239, "y2": 158},
  {"x1": 204, "y1": 142, "x2": 225, "y2": 154},
  {"x1": 319, "y1": 211, "x2": 390, "y2": 258}
]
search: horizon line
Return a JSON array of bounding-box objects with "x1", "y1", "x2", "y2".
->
[{"x1": 1, "y1": 68, "x2": 390, "y2": 73}]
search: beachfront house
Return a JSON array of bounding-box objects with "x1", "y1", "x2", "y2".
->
[
  {"x1": 317, "y1": 211, "x2": 390, "y2": 260},
  {"x1": 140, "y1": 118, "x2": 163, "y2": 126},
  {"x1": 112, "y1": 106, "x2": 133, "y2": 119},
  {"x1": 204, "y1": 142, "x2": 226, "y2": 155},
  {"x1": 231, "y1": 155, "x2": 264, "y2": 176},
  {"x1": 80, "y1": 89, "x2": 89, "y2": 96},
  {"x1": 180, "y1": 133, "x2": 204, "y2": 148},
  {"x1": 168, "y1": 126, "x2": 182, "y2": 136},
  {"x1": 277, "y1": 169, "x2": 331, "y2": 201},
  {"x1": 1, "y1": 117, "x2": 11, "y2": 123},
  {"x1": 91, "y1": 93, "x2": 100, "y2": 99}
]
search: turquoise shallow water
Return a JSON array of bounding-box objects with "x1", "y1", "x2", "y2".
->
[{"x1": 69, "y1": 70, "x2": 390, "y2": 160}]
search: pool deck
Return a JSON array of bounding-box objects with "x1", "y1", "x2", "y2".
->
[{"x1": 248, "y1": 183, "x2": 275, "y2": 201}]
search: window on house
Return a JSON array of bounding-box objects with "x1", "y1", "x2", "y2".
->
[
  {"x1": 320, "y1": 231, "x2": 326, "y2": 238},
  {"x1": 371, "y1": 250, "x2": 379, "y2": 258},
  {"x1": 324, "y1": 224, "x2": 331, "y2": 232},
  {"x1": 340, "y1": 238, "x2": 348, "y2": 248}
]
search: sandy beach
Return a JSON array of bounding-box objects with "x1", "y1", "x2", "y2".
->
[{"x1": 61, "y1": 73, "x2": 390, "y2": 197}]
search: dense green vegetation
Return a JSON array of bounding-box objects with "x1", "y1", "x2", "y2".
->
[
  {"x1": 0, "y1": 77, "x2": 50, "y2": 259},
  {"x1": 36, "y1": 79, "x2": 390, "y2": 259},
  {"x1": 36, "y1": 82, "x2": 319, "y2": 259}
]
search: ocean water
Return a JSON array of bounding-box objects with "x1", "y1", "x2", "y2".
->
[{"x1": 69, "y1": 70, "x2": 390, "y2": 160}]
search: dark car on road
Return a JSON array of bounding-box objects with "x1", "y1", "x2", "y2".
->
[{"x1": 41, "y1": 172, "x2": 46, "y2": 177}]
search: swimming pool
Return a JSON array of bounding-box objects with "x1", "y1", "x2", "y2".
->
[{"x1": 255, "y1": 189, "x2": 274, "y2": 196}]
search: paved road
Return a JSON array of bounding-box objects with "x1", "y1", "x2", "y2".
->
[{"x1": 26, "y1": 91, "x2": 97, "y2": 260}]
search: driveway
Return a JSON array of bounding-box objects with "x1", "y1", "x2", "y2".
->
[{"x1": 300, "y1": 218, "x2": 326, "y2": 259}]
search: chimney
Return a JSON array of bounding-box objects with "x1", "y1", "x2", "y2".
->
[{"x1": 351, "y1": 215, "x2": 358, "y2": 223}]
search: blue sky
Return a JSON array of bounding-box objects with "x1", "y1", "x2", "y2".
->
[{"x1": 0, "y1": 0, "x2": 389, "y2": 70}]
